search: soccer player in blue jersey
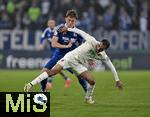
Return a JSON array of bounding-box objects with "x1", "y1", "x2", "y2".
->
[
  {"x1": 39, "y1": 10, "x2": 87, "y2": 92},
  {"x1": 38, "y1": 19, "x2": 72, "y2": 91}
]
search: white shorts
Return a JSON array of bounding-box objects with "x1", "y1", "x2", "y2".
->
[{"x1": 57, "y1": 54, "x2": 88, "y2": 74}]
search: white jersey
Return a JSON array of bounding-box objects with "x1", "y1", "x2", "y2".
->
[
  {"x1": 65, "y1": 28, "x2": 109, "y2": 64},
  {"x1": 58, "y1": 28, "x2": 119, "y2": 81}
]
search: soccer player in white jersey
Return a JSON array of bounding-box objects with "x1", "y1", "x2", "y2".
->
[{"x1": 24, "y1": 27, "x2": 123, "y2": 104}]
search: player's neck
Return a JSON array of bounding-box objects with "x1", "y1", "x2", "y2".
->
[{"x1": 64, "y1": 23, "x2": 75, "y2": 28}]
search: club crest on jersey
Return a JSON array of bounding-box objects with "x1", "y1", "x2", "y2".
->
[
  {"x1": 87, "y1": 50, "x2": 97, "y2": 58},
  {"x1": 47, "y1": 34, "x2": 51, "y2": 37}
]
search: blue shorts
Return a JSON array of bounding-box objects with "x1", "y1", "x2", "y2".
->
[{"x1": 44, "y1": 54, "x2": 64, "y2": 69}]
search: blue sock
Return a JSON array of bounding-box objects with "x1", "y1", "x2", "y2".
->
[
  {"x1": 41, "y1": 79, "x2": 48, "y2": 92},
  {"x1": 47, "y1": 77, "x2": 52, "y2": 83},
  {"x1": 76, "y1": 75, "x2": 87, "y2": 92}
]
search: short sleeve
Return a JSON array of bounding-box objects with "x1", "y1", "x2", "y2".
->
[{"x1": 53, "y1": 24, "x2": 64, "y2": 37}]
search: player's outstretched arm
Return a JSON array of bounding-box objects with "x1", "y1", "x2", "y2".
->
[
  {"x1": 68, "y1": 28, "x2": 96, "y2": 42},
  {"x1": 103, "y1": 58, "x2": 123, "y2": 90},
  {"x1": 60, "y1": 26, "x2": 96, "y2": 42}
]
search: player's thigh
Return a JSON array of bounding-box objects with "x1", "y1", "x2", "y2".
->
[{"x1": 69, "y1": 62, "x2": 94, "y2": 82}]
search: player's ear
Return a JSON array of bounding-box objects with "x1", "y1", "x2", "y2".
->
[{"x1": 65, "y1": 17, "x2": 68, "y2": 22}]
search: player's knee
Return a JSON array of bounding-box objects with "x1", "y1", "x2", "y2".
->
[
  {"x1": 43, "y1": 69, "x2": 52, "y2": 77},
  {"x1": 47, "y1": 69, "x2": 59, "y2": 77},
  {"x1": 89, "y1": 80, "x2": 95, "y2": 85},
  {"x1": 46, "y1": 70, "x2": 53, "y2": 77},
  {"x1": 86, "y1": 78, "x2": 95, "y2": 85}
]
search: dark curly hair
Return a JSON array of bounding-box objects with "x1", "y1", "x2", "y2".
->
[{"x1": 101, "y1": 39, "x2": 110, "y2": 50}]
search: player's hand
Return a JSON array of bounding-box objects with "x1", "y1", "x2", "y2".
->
[
  {"x1": 66, "y1": 41, "x2": 72, "y2": 48},
  {"x1": 115, "y1": 80, "x2": 123, "y2": 90},
  {"x1": 59, "y1": 26, "x2": 68, "y2": 33},
  {"x1": 37, "y1": 44, "x2": 44, "y2": 51}
]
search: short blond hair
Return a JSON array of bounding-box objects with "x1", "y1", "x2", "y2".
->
[{"x1": 65, "y1": 9, "x2": 78, "y2": 19}]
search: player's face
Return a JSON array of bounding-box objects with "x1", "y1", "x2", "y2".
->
[
  {"x1": 96, "y1": 42, "x2": 106, "y2": 53},
  {"x1": 65, "y1": 16, "x2": 76, "y2": 28},
  {"x1": 48, "y1": 20, "x2": 55, "y2": 29}
]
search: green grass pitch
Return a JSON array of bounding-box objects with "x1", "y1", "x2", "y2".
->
[{"x1": 0, "y1": 70, "x2": 150, "y2": 117}]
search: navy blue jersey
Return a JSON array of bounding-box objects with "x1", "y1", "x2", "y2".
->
[
  {"x1": 53, "y1": 24, "x2": 83, "y2": 55},
  {"x1": 40, "y1": 27, "x2": 56, "y2": 56}
]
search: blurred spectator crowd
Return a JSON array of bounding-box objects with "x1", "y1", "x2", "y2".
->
[{"x1": 0, "y1": 0, "x2": 150, "y2": 32}]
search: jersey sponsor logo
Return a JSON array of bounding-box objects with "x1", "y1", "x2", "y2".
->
[{"x1": 62, "y1": 37, "x2": 69, "y2": 42}]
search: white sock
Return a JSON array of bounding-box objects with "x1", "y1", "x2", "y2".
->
[
  {"x1": 31, "y1": 72, "x2": 49, "y2": 85},
  {"x1": 85, "y1": 84, "x2": 95, "y2": 98}
]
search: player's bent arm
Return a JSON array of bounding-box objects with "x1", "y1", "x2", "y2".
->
[
  {"x1": 51, "y1": 36, "x2": 71, "y2": 48},
  {"x1": 68, "y1": 28, "x2": 96, "y2": 42},
  {"x1": 40, "y1": 28, "x2": 48, "y2": 44},
  {"x1": 103, "y1": 58, "x2": 120, "y2": 81},
  {"x1": 39, "y1": 37, "x2": 47, "y2": 50},
  {"x1": 38, "y1": 35, "x2": 46, "y2": 50},
  {"x1": 40, "y1": 37, "x2": 46, "y2": 45}
]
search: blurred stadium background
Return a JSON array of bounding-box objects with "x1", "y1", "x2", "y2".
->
[{"x1": 0, "y1": 0, "x2": 150, "y2": 117}]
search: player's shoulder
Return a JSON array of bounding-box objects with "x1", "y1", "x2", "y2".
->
[
  {"x1": 41, "y1": 27, "x2": 49, "y2": 38},
  {"x1": 45, "y1": 27, "x2": 51, "y2": 31},
  {"x1": 89, "y1": 39, "x2": 98, "y2": 46},
  {"x1": 43, "y1": 27, "x2": 51, "y2": 34},
  {"x1": 101, "y1": 51, "x2": 109, "y2": 59},
  {"x1": 97, "y1": 50, "x2": 109, "y2": 61},
  {"x1": 98, "y1": 50, "x2": 106, "y2": 57},
  {"x1": 54, "y1": 24, "x2": 65, "y2": 32},
  {"x1": 101, "y1": 51, "x2": 107, "y2": 55},
  {"x1": 53, "y1": 24, "x2": 66, "y2": 36}
]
